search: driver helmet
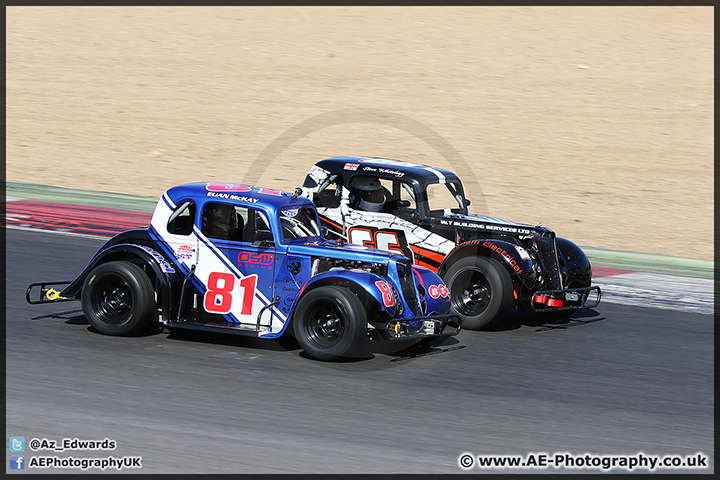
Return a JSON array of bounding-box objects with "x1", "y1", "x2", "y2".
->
[
  {"x1": 350, "y1": 175, "x2": 385, "y2": 212},
  {"x1": 203, "y1": 203, "x2": 239, "y2": 239}
]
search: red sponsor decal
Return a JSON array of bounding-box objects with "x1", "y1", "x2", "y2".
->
[
  {"x1": 483, "y1": 241, "x2": 523, "y2": 274},
  {"x1": 257, "y1": 187, "x2": 282, "y2": 196},
  {"x1": 238, "y1": 252, "x2": 274, "y2": 265},
  {"x1": 427, "y1": 284, "x2": 449, "y2": 299},
  {"x1": 206, "y1": 183, "x2": 252, "y2": 193},
  {"x1": 206, "y1": 183, "x2": 282, "y2": 196}
]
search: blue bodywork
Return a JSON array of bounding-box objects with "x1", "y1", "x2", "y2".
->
[{"x1": 36, "y1": 182, "x2": 459, "y2": 343}]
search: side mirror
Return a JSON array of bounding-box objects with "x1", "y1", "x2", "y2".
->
[
  {"x1": 465, "y1": 199, "x2": 471, "y2": 206},
  {"x1": 396, "y1": 200, "x2": 410, "y2": 208}
]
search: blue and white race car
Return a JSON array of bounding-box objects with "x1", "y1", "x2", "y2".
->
[{"x1": 27, "y1": 183, "x2": 460, "y2": 360}]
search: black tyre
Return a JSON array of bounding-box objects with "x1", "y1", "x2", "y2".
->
[
  {"x1": 292, "y1": 286, "x2": 367, "y2": 361},
  {"x1": 445, "y1": 256, "x2": 513, "y2": 330},
  {"x1": 81, "y1": 261, "x2": 156, "y2": 336}
]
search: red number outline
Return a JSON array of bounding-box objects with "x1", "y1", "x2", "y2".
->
[
  {"x1": 375, "y1": 280, "x2": 394, "y2": 307},
  {"x1": 203, "y1": 272, "x2": 258, "y2": 316}
]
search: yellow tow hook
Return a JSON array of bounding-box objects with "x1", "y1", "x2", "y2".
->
[
  {"x1": 388, "y1": 323, "x2": 400, "y2": 335},
  {"x1": 46, "y1": 288, "x2": 67, "y2": 301}
]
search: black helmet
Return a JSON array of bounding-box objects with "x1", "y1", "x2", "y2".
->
[
  {"x1": 202, "y1": 203, "x2": 239, "y2": 239},
  {"x1": 350, "y1": 175, "x2": 385, "y2": 212}
]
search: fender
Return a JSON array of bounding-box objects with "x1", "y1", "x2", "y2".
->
[
  {"x1": 60, "y1": 242, "x2": 174, "y2": 322},
  {"x1": 289, "y1": 269, "x2": 398, "y2": 322},
  {"x1": 411, "y1": 265, "x2": 451, "y2": 315},
  {"x1": 438, "y1": 240, "x2": 536, "y2": 289},
  {"x1": 555, "y1": 236, "x2": 593, "y2": 288}
]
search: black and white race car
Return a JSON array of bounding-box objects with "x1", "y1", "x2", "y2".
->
[{"x1": 301, "y1": 156, "x2": 601, "y2": 330}]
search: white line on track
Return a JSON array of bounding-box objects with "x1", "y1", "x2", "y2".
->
[{"x1": 592, "y1": 272, "x2": 714, "y2": 315}]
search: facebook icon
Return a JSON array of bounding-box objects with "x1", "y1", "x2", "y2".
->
[{"x1": 10, "y1": 455, "x2": 24, "y2": 470}]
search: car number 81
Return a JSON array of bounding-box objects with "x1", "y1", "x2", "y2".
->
[{"x1": 204, "y1": 272, "x2": 258, "y2": 315}]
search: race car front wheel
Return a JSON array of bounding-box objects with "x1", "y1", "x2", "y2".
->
[
  {"x1": 445, "y1": 256, "x2": 512, "y2": 330},
  {"x1": 292, "y1": 286, "x2": 366, "y2": 361},
  {"x1": 81, "y1": 261, "x2": 156, "y2": 336}
]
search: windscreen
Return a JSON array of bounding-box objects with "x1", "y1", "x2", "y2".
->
[
  {"x1": 426, "y1": 180, "x2": 468, "y2": 213},
  {"x1": 279, "y1": 207, "x2": 322, "y2": 240}
]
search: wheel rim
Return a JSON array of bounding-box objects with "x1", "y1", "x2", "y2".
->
[
  {"x1": 450, "y1": 266, "x2": 492, "y2": 316},
  {"x1": 301, "y1": 299, "x2": 345, "y2": 349},
  {"x1": 91, "y1": 276, "x2": 133, "y2": 325}
]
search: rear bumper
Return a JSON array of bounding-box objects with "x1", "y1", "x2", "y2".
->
[
  {"x1": 386, "y1": 314, "x2": 462, "y2": 340},
  {"x1": 531, "y1": 285, "x2": 601, "y2": 312},
  {"x1": 26, "y1": 281, "x2": 75, "y2": 305}
]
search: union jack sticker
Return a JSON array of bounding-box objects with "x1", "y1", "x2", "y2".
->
[{"x1": 344, "y1": 163, "x2": 359, "y2": 171}]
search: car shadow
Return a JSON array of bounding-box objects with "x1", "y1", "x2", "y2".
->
[
  {"x1": 32, "y1": 307, "x2": 603, "y2": 361},
  {"x1": 166, "y1": 327, "x2": 465, "y2": 363},
  {"x1": 32, "y1": 309, "x2": 162, "y2": 338},
  {"x1": 163, "y1": 327, "x2": 299, "y2": 352},
  {"x1": 343, "y1": 333, "x2": 461, "y2": 360},
  {"x1": 386, "y1": 339, "x2": 467, "y2": 362},
  {"x1": 32, "y1": 308, "x2": 86, "y2": 323},
  {"x1": 166, "y1": 328, "x2": 380, "y2": 362},
  {"x1": 485, "y1": 308, "x2": 605, "y2": 332}
]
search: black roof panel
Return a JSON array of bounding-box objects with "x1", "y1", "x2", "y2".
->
[{"x1": 314, "y1": 156, "x2": 460, "y2": 184}]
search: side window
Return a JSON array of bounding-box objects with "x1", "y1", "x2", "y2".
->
[
  {"x1": 247, "y1": 209, "x2": 274, "y2": 243},
  {"x1": 167, "y1": 201, "x2": 195, "y2": 235},
  {"x1": 201, "y1": 202, "x2": 244, "y2": 241},
  {"x1": 397, "y1": 181, "x2": 417, "y2": 212},
  {"x1": 348, "y1": 175, "x2": 393, "y2": 213},
  {"x1": 378, "y1": 178, "x2": 394, "y2": 212},
  {"x1": 314, "y1": 177, "x2": 343, "y2": 208},
  {"x1": 200, "y1": 203, "x2": 273, "y2": 244},
  {"x1": 426, "y1": 182, "x2": 465, "y2": 212}
]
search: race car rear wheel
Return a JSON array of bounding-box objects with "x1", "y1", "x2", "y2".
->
[
  {"x1": 81, "y1": 261, "x2": 156, "y2": 336},
  {"x1": 293, "y1": 286, "x2": 366, "y2": 361},
  {"x1": 445, "y1": 256, "x2": 512, "y2": 330}
]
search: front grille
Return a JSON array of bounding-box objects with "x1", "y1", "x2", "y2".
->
[
  {"x1": 395, "y1": 259, "x2": 422, "y2": 317},
  {"x1": 535, "y1": 231, "x2": 563, "y2": 290}
]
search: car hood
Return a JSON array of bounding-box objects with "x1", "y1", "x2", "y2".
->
[
  {"x1": 429, "y1": 212, "x2": 541, "y2": 236},
  {"x1": 286, "y1": 239, "x2": 402, "y2": 264}
]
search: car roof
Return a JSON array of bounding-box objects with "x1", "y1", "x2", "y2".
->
[
  {"x1": 314, "y1": 156, "x2": 461, "y2": 184},
  {"x1": 164, "y1": 182, "x2": 313, "y2": 211}
]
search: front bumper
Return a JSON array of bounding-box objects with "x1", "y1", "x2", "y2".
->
[
  {"x1": 385, "y1": 314, "x2": 462, "y2": 340},
  {"x1": 531, "y1": 285, "x2": 601, "y2": 312}
]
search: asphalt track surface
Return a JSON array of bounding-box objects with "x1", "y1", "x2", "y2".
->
[{"x1": 5, "y1": 229, "x2": 714, "y2": 474}]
